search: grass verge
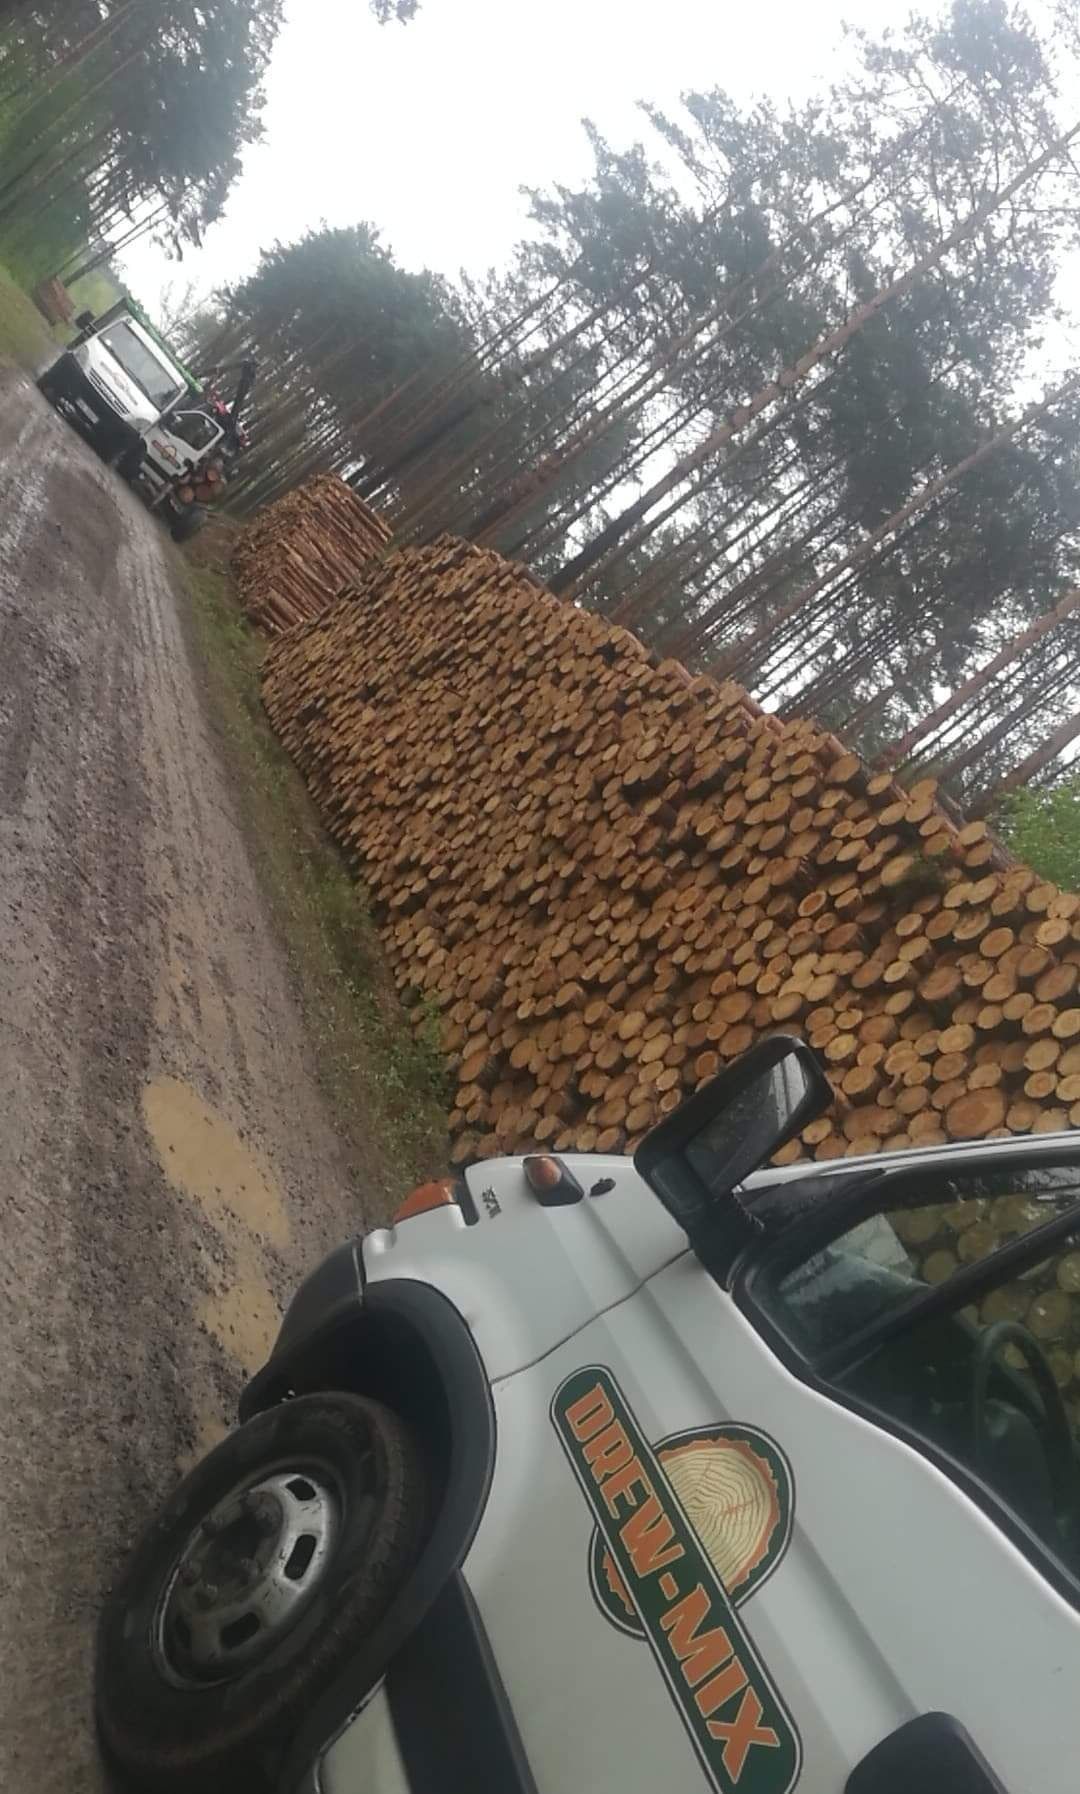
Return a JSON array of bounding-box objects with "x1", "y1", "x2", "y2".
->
[
  {"x1": 178, "y1": 553, "x2": 450, "y2": 1212},
  {"x1": 0, "y1": 258, "x2": 119, "y2": 375},
  {"x1": 0, "y1": 257, "x2": 57, "y2": 370}
]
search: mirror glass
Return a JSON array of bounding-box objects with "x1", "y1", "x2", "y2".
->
[
  {"x1": 683, "y1": 1052, "x2": 815, "y2": 1200},
  {"x1": 634, "y1": 1038, "x2": 830, "y2": 1242}
]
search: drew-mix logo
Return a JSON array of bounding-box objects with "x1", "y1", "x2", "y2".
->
[{"x1": 551, "y1": 1366, "x2": 800, "y2": 1794}]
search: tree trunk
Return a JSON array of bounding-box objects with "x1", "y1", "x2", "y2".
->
[
  {"x1": 720, "y1": 373, "x2": 1080, "y2": 684},
  {"x1": 881, "y1": 583, "x2": 1080, "y2": 768},
  {"x1": 971, "y1": 704, "x2": 1080, "y2": 814},
  {"x1": 549, "y1": 119, "x2": 1080, "y2": 598}
]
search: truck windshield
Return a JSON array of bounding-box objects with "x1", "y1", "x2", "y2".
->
[{"x1": 98, "y1": 321, "x2": 183, "y2": 410}]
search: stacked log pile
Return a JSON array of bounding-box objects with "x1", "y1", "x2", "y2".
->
[
  {"x1": 232, "y1": 474, "x2": 391, "y2": 633},
  {"x1": 261, "y1": 535, "x2": 1080, "y2": 1167}
]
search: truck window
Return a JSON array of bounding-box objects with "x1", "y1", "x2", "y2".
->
[
  {"x1": 98, "y1": 322, "x2": 182, "y2": 411},
  {"x1": 840, "y1": 1236, "x2": 1080, "y2": 1560},
  {"x1": 766, "y1": 1166, "x2": 1080, "y2": 1357},
  {"x1": 748, "y1": 1163, "x2": 1080, "y2": 1588},
  {"x1": 167, "y1": 412, "x2": 220, "y2": 452}
]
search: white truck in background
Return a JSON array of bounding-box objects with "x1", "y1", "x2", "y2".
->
[
  {"x1": 37, "y1": 298, "x2": 193, "y2": 464},
  {"x1": 37, "y1": 299, "x2": 255, "y2": 540}
]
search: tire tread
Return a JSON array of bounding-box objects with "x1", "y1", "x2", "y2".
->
[{"x1": 96, "y1": 1392, "x2": 428, "y2": 1793}]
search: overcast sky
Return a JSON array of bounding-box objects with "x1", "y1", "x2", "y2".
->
[{"x1": 121, "y1": 0, "x2": 914, "y2": 315}]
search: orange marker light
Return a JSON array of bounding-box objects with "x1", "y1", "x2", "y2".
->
[
  {"x1": 523, "y1": 1156, "x2": 584, "y2": 1206},
  {"x1": 392, "y1": 1178, "x2": 460, "y2": 1225},
  {"x1": 523, "y1": 1156, "x2": 564, "y2": 1192}
]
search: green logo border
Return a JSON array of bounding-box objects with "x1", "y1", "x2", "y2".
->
[{"x1": 552, "y1": 1365, "x2": 802, "y2": 1794}]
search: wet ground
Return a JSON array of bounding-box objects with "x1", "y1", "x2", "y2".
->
[{"x1": 0, "y1": 365, "x2": 364, "y2": 1790}]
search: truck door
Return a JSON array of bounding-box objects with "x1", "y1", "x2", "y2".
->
[
  {"x1": 461, "y1": 1149, "x2": 1080, "y2": 1793},
  {"x1": 143, "y1": 409, "x2": 223, "y2": 486}
]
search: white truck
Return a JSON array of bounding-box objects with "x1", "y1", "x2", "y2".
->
[
  {"x1": 37, "y1": 301, "x2": 255, "y2": 539},
  {"x1": 95, "y1": 1037, "x2": 1080, "y2": 1793},
  {"x1": 37, "y1": 299, "x2": 195, "y2": 466}
]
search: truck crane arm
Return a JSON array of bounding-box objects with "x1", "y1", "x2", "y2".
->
[{"x1": 194, "y1": 358, "x2": 258, "y2": 433}]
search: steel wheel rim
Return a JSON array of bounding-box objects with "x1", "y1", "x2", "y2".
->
[{"x1": 153, "y1": 1460, "x2": 351, "y2": 1687}]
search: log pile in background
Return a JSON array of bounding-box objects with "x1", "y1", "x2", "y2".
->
[
  {"x1": 261, "y1": 535, "x2": 1080, "y2": 1169},
  {"x1": 232, "y1": 474, "x2": 391, "y2": 633}
]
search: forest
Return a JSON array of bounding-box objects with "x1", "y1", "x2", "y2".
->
[
  {"x1": 0, "y1": 0, "x2": 415, "y2": 281},
  {"x1": 4, "y1": 0, "x2": 1080, "y2": 815}
]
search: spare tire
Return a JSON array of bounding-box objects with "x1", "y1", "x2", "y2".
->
[{"x1": 96, "y1": 1392, "x2": 428, "y2": 1792}]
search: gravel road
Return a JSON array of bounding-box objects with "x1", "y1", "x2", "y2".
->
[{"x1": 0, "y1": 365, "x2": 364, "y2": 1790}]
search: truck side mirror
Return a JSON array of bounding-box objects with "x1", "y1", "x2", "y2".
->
[
  {"x1": 634, "y1": 1037, "x2": 831, "y2": 1249},
  {"x1": 75, "y1": 310, "x2": 95, "y2": 331}
]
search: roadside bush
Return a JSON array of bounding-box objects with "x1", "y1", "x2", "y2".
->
[{"x1": 997, "y1": 777, "x2": 1080, "y2": 893}]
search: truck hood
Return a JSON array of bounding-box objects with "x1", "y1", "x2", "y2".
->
[{"x1": 361, "y1": 1154, "x2": 688, "y2": 1382}]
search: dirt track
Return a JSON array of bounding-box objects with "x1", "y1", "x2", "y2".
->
[{"x1": 0, "y1": 365, "x2": 363, "y2": 1790}]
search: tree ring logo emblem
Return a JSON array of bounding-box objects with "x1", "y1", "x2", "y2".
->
[{"x1": 589, "y1": 1423, "x2": 793, "y2": 1637}]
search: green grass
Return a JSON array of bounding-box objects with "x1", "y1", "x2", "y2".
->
[
  {"x1": 67, "y1": 266, "x2": 124, "y2": 317},
  {"x1": 0, "y1": 256, "x2": 57, "y2": 370},
  {"x1": 0, "y1": 256, "x2": 138, "y2": 376},
  {"x1": 177, "y1": 555, "x2": 450, "y2": 1217}
]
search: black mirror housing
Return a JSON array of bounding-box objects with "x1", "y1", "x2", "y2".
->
[{"x1": 634, "y1": 1037, "x2": 831, "y2": 1250}]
